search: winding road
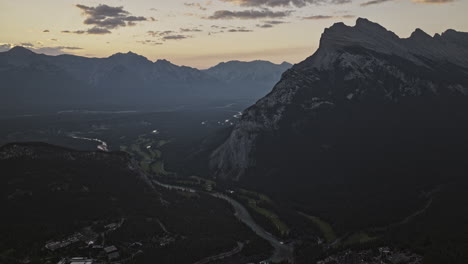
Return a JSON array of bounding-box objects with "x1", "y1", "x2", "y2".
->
[
  {"x1": 69, "y1": 134, "x2": 109, "y2": 151},
  {"x1": 151, "y1": 180, "x2": 294, "y2": 263}
]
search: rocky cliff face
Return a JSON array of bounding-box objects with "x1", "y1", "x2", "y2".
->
[{"x1": 210, "y1": 18, "x2": 468, "y2": 181}]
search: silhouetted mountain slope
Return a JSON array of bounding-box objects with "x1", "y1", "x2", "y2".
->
[
  {"x1": 0, "y1": 49, "x2": 289, "y2": 109},
  {"x1": 211, "y1": 17, "x2": 468, "y2": 182},
  {"x1": 210, "y1": 19, "x2": 468, "y2": 261}
]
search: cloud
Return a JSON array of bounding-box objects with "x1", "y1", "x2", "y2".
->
[
  {"x1": 137, "y1": 40, "x2": 163, "y2": 45},
  {"x1": 43, "y1": 29, "x2": 50, "y2": 33},
  {"x1": 147, "y1": 28, "x2": 202, "y2": 40},
  {"x1": 303, "y1": 14, "x2": 355, "y2": 19},
  {"x1": 207, "y1": 26, "x2": 256, "y2": 35},
  {"x1": 219, "y1": 0, "x2": 351, "y2": 7},
  {"x1": 20, "y1": 42, "x2": 34, "y2": 47},
  {"x1": 208, "y1": 9, "x2": 292, "y2": 19},
  {"x1": 257, "y1": 24, "x2": 273, "y2": 28},
  {"x1": 412, "y1": 0, "x2": 455, "y2": 3},
  {"x1": 184, "y1": 3, "x2": 208, "y2": 10},
  {"x1": 73, "y1": 4, "x2": 148, "y2": 34},
  {"x1": 208, "y1": 31, "x2": 224, "y2": 35},
  {"x1": 264, "y1": 20, "x2": 287, "y2": 24},
  {"x1": 56, "y1": 46, "x2": 82, "y2": 50},
  {"x1": 62, "y1": 30, "x2": 84, "y2": 34},
  {"x1": 228, "y1": 27, "x2": 253, "y2": 32},
  {"x1": 76, "y1": 4, "x2": 128, "y2": 17},
  {"x1": 87, "y1": 27, "x2": 112, "y2": 34},
  {"x1": 360, "y1": 0, "x2": 393, "y2": 6},
  {"x1": 257, "y1": 20, "x2": 287, "y2": 28},
  {"x1": 32, "y1": 46, "x2": 82, "y2": 55},
  {"x1": 0, "y1": 43, "x2": 13, "y2": 52},
  {"x1": 0, "y1": 43, "x2": 82, "y2": 55},
  {"x1": 302, "y1": 15, "x2": 334, "y2": 19},
  {"x1": 147, "y1": 31, "x2": 192, "y2": 41},
  {"x1": 162, "y1": 35, "x2": 191, "y2": 40},
  {"x1": 147, "y1": 30, "x2": 175, "y2": 37},
  {"x1": 62, "y1": 27, "x2": 111, "y2": 35},
  {"x1": 180, "y1": 27, "x2": 203, "y2": 32}
]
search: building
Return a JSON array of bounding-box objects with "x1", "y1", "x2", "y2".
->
[
  {"x1": 108, "y1": 251, "x2": 120, "y2": 261},
  {"x1": 69, "y1": 257, "x2": 93, "y2": 264},
  {"x1": 104, "y1": 245, "x2": 118, "y2": 254},
  {"x1": 104, "y1": 245, "x2": 120, "y2": 261}
]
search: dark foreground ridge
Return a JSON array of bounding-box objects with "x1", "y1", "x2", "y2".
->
[{"x1": 0, "y1": 142, "x2": 272, "y2": 264}]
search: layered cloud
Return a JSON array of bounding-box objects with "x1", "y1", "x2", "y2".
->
[
  {"x1": 219, "y1": 0, "x2": 351, "y2": 7},
  {"x1": 360, "y1": 0, "x2": 455, "y2": 5},
  {"x1": 180, "y1": 27, "x2": 203, "y2": 32},
  {"x1": 76, "y1": 4, "x2": 147, "y2": 28},
  {"x1": 162, "y1": 35, "x2": 191, "y2": 40},
  {"x1": 184, "y1": 2, "x2": 213, "y2": 10},
  {"x1": 256, "y1": 20, "x2": 287, "y2": 28},
  {"x1": 63, "y1": 4, "x2": 150, "y2": 35},
  {"x1": 228, "y1": 27, "x2": 254, "y2": 32},
  {"x1": 0, "y1": 43, "x2": 12, "y2": 52},
  {"x1": 303, "y1": 14, "x2": 355, "y2": 19},
  {"x1": 147, "y1": 30, "x2": 194, "y2": 41},
  {"x1": 208, "y1": 9, "x2": 292, "y2": 19},
  {"x1": 412, "y1": 0, "x2": 455, "y2": 3},
  {"x1": 62, "y1": 27, "x2": 112, "y2": 35},
  {"x1": 360, "y1": 0, "x2": 393, "y2": 6},
  {"x1": 136, "y1": 40, "x2": 163, "y2": 45},
  {"x1": 0, "y1": 43, "x2": 82, "y2": 55}
]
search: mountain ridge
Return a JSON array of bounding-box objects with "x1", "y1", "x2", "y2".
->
[
  {"x1": 0, "y1": 47, "x2": 291, "y2": 109},
  {"x1": 2, "y1": 46, "x2": 292, "y2": 71},
  {"x1": 208, "y1": 19, "x2": 468, "y2": 263},
  {"x1": 210, "y1": 18, "x2": 468, "y2": 181},
  {"x1": 309, "y1": 17, "x2": 468, "y2": 70}
]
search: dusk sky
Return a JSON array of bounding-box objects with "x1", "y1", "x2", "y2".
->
[{"x1": 1, "y1": 0, "x2": 466, "y2": 68}]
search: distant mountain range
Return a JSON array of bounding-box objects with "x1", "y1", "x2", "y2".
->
[
  {"x1": 204, "y1": 60, "x2": 292, "y2": 99},
  {"x1": 0, "y1": 47, "x2": 291, "y2": 110}
]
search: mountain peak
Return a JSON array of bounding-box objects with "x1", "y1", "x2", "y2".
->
[
  {"x1": 155, "y1": 59, "x2": 174, "y2": 65},
  {"x1": 209, "y1": 60, "x2": 291, "y2": 70},
  {"x1": 355, "y1": 17, "x2": 384, "y2": 29},
  {"x1": 7, "y1": 46, "x2": 35, "y2": 56},
  {"x1": 440, "y1": 29, "x2": 468, "y2": 45},
  {"x1": 211, "y1": 19, "x2": 468, "y2": 186},
  {"x1": 410, "y1": 28, "x2": 432, "y2": 40},
  {"x1": 108, "y1": 51, "x2": 152, "y2": 65},
  {"x1": 320, "y1": 18, "x2": 399, "y2": 50},
  {"x1": 110, "y1": 51, "x2": 145, "y2": 59}
]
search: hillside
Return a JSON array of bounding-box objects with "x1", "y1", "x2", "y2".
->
[
  {"x1": 210, "y1": 18, "x2": 468, "y2": 263},
  {"x1": 0, "y1": 142, "x2": 270, "y2": 264}
]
